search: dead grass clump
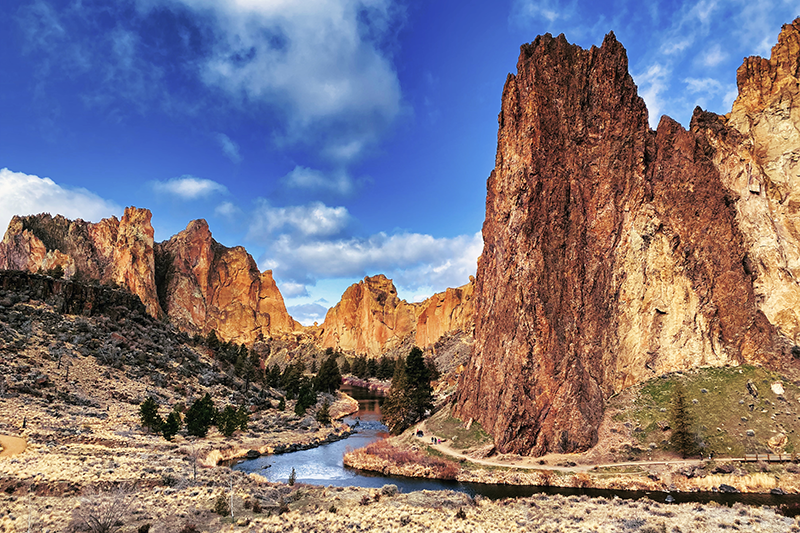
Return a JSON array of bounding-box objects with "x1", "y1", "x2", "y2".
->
[
  {"x1": 69, "y1": 485, "x2": 134, "y2": 533},
  {"x1": 361, "y1": 440, "x2": 461, "y2": 480},
  {"x1": 572, "y1": 473, "x2": 592, "y2": 488}
]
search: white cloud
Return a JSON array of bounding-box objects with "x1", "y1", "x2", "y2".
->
[
  {"x1": 0, "y1": 168, "x2": 120, "y2": 234},
  {"x1": 215, "y1": 133, "x2": 241, "y2": 163},
  {"x1": 634, "y1": 63, "x2": 670, "y2": 128},
  {"x1": 248, "y1": 200, "x2": 351, "y2": 241},
  {"x1": 265, "y1": 230, "x2": 482, "y2": 294},
  {"x1": 144, "y1": 0, "x2": 404, "y2": 162},
  {"x1": 214, "y1": 201, "x2": 240, "y2": 218},
  {"x1": 281, "y1": 282, "x2": 311, "y2": 298},
  {"x1": 512, "y1": 0, "x2": 575, "y2": 25},
  {"x1": 288, "y1": 302, "x2": 329, "y2": 326},
  {"x1": 152, "y1": 175, "x2": 228, "y2": 200},
  {"x1": 282, "y1": 166, "x2": 355, "y2": 195},
  {"x1": 701, "y1": 44, "x2": 726, "y2": 67}
]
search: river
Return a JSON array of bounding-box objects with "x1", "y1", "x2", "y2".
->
[{"x1": 233, "y1": 385, "x2": 800, "y2": 513}]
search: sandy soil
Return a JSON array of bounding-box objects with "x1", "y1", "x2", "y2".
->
[{"x1": 0, "y1": 435, "x2": 26, "y2": 458}]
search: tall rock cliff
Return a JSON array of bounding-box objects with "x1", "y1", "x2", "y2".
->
[
  {"x1": 456, "y1": 22, "x2": 800, "y2": 456},
  {"x1": 317, "y1": 275, "x2": 474, "y2": 357},
  {"x1": 0, "y1": 207, "x2": 162, "y2": 318},
  {"x1": 155, "y1": 219, "x2": 298, "y2": 344},
  {"x1": 0, "y1": 209, "x2": 298, "y2": 344}
]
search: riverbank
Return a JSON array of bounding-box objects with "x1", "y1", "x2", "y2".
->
[{"x1": 344, "y1": 421, "x2": 800, "y2": 495}]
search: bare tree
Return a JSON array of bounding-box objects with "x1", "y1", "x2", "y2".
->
[{"x1": 69, "y1": 485, "x2": 134, "y2": 533}]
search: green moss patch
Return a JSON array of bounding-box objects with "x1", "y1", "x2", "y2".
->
[
  {"x1": 425, "y1": 405, "x2": 493, "y2": 450},
  {"x1": 609, "y1": 365, "x2": 800, "y2": 458}
]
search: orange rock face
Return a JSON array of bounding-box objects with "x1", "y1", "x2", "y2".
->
[
  {"x1": 317, "y1": 275, "x2": 474, "y2": 357},
  {"x1": 156, "y1": 219, "x2": 298, "y2": 344},
  {"x1": 456, "y1": 23, "x2": 800, "y2": 456},
  {"x1": 0, "y1": 210, "x2": 297, "y2": 344},
  {"x1": 0, "y1": 207, "x2": 161, "y2": 317}
]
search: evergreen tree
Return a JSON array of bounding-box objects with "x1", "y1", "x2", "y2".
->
[
  {"x1": 314, "y1": 353, "x2": 342, "y2": 393},
  {"x1": 139, "y1": 396, "x2": 163, "y2": 433},
  {"x1": 670, "y1": 380, "x2": 695, "y2": 458},
  {"x1": 206, "y1": 330, "x2": 220, "y2": 351},
  {"x1": 405, "y1": 347, "x2": 433, "y2": 422},
  {"x1": 296, "y1": 377, "x2": 317, "y2": 415},
  {"x1": 186, "y1": 393, "x2": 215, "y2": 438},
  {"x1": 382, "y1": 355, "x2": 410, "y2": 434},
  {"x1": 341, "y1": 357, "x2": 351, "y2": 375},
  {"x1": 366, "y1": 358, "x2": 378, "y2": 378},
  {"x1": 161, "y1": 409, "x2": 181, "y2": 441},
  {"x1": 281, "y1": 363, "x2": 304, "y2": 398},
  {"x1": 268, "y1": 364, "x2": 282, "y2": 388},
  {"x1": 351, "y1": 355, "x2": 368, "y2": 378},
  {"x1": 316, "y1": 401, "x2": 332, "y2": 425},
  {"x1": 277, "y1": 397, "x2": 286, "y2": 411},
  {"x1": 216, "y1": 405, "x2": 248, "y2": 437},
  {"x1": 381, "y1": 347, "x2": 434, "y2": 435},
  {"x1": 377, "y1": 356, "x2": 394, "y2": 380}
]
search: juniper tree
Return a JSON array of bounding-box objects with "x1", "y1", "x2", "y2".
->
[
  {"x1": 139, "y1": 396, "x2": 163, "y2": 433},
  {"x1": 161, "y1": 409, "x2": 181, "y2": 441},
  {"x1": 670, "y1": 380, "x2": 695, "y2": 458},
  {"x1": 186, "y1": 393, "x2": 215, "y2": 438}
]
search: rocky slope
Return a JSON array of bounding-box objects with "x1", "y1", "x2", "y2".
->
[
  {"x1": 315, "y1": 275, "x2": 474, "y2": 357},
  {"x1": 0, "y1": 209, "x2": 298, "y2": 344},
  {"x1": 456, "y1": 20, "x2": 800, "y2": 456}
]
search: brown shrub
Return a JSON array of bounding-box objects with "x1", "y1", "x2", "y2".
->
[{"x1": 361, "y1": 440, "x2": 461, "y2": 480}]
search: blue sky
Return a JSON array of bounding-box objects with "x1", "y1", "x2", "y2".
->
[{"x1": 1, "y1": 0, "x2": 797, "y2": 325}]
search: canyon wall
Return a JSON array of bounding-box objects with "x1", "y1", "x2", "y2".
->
[
  {"x1": 316, "y1": 274, "x2": 474, "y2": 357},
  {"x1": 0, "y1": 209, "x2": 298, "y2": 344},
  {"x1": 456, "y1": 22, "x2": 800, "y2": 456}
]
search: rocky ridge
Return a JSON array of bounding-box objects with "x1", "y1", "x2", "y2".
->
[
  {"x1": 0, "y1": 209, "x2": 299, "y2": 344},
  {"x1": 313, "y1": 274, "x2": 474, "y2": 357},
  {"x1": 456, "y1": 20, "x2": 800, "y2": 456}
]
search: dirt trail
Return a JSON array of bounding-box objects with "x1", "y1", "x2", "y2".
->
[
  {"x1": 0, "y1": 435, "x2": 27, "y2": 458},
  {"x1": 416, "y1": 422, "x2": 700, "y2": 473}
]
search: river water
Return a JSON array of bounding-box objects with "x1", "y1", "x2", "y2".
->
[{"x1": 233, "y1": 385, "x2": 800, "y2": 512}]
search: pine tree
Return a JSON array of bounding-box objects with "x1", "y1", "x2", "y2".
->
[
  {"x1": 186, "y1": 393, "x2": 215, "y2": 438},
  {"x1": 314, "y1": 353, "x2": 342, "y2": 393},
  {"x1": 316, "y1": 401, "x2": 332, "y2": 425},
  {"x1": 341, "y1": 358, "x2": 351, "y2": 375},
  {"x1": 161, "y1": 409, "x2": 181, "y2": 441},
  {"x1": 670, "y1": 380, "x2": 695, "y2": 458},
  {"x1": 381, "y1": 347, "x2": 434, "y2": 435},
  {"x1": 139, "y1": 396, "x2": 163, "y2": 433},
  {"x1": 381, "y1": 355, "x2": 411, "y2": 434}
]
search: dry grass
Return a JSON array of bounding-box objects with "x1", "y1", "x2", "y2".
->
[{"x1": 350, "y1": 439, "x2": 461, "y2": 480}]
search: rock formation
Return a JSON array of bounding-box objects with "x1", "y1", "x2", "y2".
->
[
  {"x1": 317, "y1": 275, "x2": 474, "y2": 357},
  {"x1": 0, "y1": 209, "x2": 298, "y2": 344},
  {"x1": 456, "y1": 21, "x2": 800, "y2": 456},
  {"x1": 0, "y1": 207, "x2": 161, "y2": 318},
  {"x1": 155, "y1": 219, "x2": 299, "y2": 344}
]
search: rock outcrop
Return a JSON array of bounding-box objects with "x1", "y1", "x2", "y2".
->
[
  {"x1": 0, "y1": 210, "x2": 298, "y2": 344},
  {"x1": 155, "y1": 219, "x2": 298, "y2": 344},
  {"x1": 317, "y1": 275, "x2": 475, "y2": 357},
  {"x1": 456, "y1": 22, "x2": 800, "y2": 456},
  {"x1": 0, "y1": 207, "x2": 162, "y2": 318}
]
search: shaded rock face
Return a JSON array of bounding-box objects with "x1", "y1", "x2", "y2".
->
[
  {"x1": 156, "y1": 219, "x2": 298, "y2": 344},
  {"x1": 0, "y1": 210, "x2": 297, "y2": 344},
  {"x1": 0, "y1": 207, "x2": 161, "y2": 318},
  {"x1": 456, "y1": 23, "x2": 800, "y2": 456},
  {"x1": 317, "y1": 275, "x2": 474, "y2": 357}
]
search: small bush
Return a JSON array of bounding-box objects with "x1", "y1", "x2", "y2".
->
[
  {"x1": 178, "y1": 525, "x2": 199, "y2": 533},
  {"x1": 328, "y1": 504, "x2": 337, "y2": 513},
  {"x1": 213, "y1": 493, "x2": 230, "y2": 516},
  {"x1": 455, "y1": 507, "x2": 467, "y2": 519},
  {"x1": 360, "y1": 494, "x2": 371, "y2": 506},
  {"x1": 252, "y1": 499, "x2": 262, "y2": 514},
  {"x1": 137, "y1": 525, "x2": 151, "y2": 533}
]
